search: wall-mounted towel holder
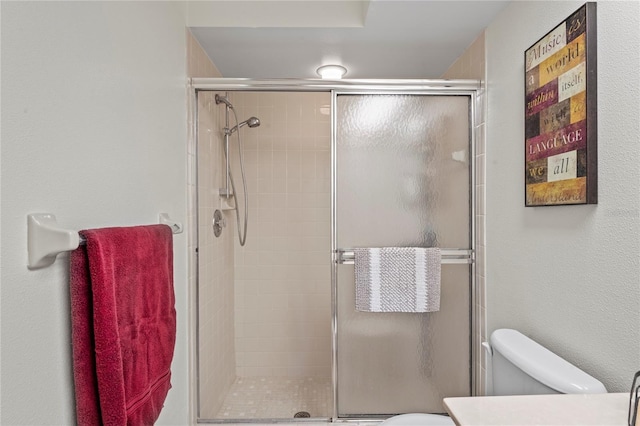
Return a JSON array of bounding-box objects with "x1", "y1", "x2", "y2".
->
[{"x1": 27, "y1": 213, "x2": 183, "y2": 269}]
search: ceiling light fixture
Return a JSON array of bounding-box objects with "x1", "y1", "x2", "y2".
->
[{"x1": 316, "y1": 64, "x2": 347, "y2": 79}]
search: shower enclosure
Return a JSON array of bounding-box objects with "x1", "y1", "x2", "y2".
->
[{"x1": 191, "y1": 80, "x2": 477, "y2": 423}]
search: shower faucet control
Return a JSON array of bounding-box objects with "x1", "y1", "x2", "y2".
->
[{"x1": 213, "y1": 210, "x2": 226, "y2": 238}]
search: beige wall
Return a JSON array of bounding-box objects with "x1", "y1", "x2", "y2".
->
[
  {"x1": 187, "y1": 30, "x2": 223, "y2": 78},
  {"x1": 230, "y1": 91, "x2": 333, "y2": 378},
  {"x1": 442, "y1": 33, "x2": 488, "y2": 395}
]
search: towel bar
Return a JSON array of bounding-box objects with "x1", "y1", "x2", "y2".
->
[
  {"x1": 335, "y1": 248, "x2": 474, "y2": 265},
  {"x1": 27, "y1": 213, "x2": 183, "y2": 269}
]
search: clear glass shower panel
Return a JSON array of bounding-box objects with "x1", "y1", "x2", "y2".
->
[{"x1": 335, "y1": 94, "x2": 471, "y2": 417}]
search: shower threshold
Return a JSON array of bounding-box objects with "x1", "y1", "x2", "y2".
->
[{"x1": 198, "y1": 419, "x2": 331, "y2": 424}]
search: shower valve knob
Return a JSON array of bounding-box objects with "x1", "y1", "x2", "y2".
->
[{"x1": 213, "y1": 210, "x2": 226, "y2": 237}]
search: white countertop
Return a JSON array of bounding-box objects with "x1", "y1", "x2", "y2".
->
[{"x1": 443, "y1": 393, "x2": 628, "y2": 426}]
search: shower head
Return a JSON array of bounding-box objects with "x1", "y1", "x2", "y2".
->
[
  {"x1": 215, "y1": 94, "x2": 234, "y2": 109},
  {"x1": 244, "y1": 117, "x2": 261, "y2": 128},
  {"x1": 230, "y1": 117, "x2": 261, "y2": 133}
]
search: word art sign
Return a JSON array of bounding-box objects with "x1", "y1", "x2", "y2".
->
[{"x1": 524, "y1": 3, "x2": 597, "y2": 206}]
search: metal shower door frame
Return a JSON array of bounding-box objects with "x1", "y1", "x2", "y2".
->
[
  {"x1": 188, "y1": 79, "x2": 479, "y2": 423},
  {"x1": 330, "y1": 89, "x2": 477, "y2": 421}
]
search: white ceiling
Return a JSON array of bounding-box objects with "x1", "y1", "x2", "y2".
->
[{"x1": 188, "y1": 0, "x2": 510, "y2": 79}]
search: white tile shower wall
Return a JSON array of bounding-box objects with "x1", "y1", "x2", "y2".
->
[
  {"x1": 442, "y1": 32, "x2": 487, "y2": 396},
  {"x1": 230, "y1": 92, "x2": 332, "y2": 378},
  {"x1": 196, "y1": 92, "x2": 237, "y2": 418},
  {"x1": 187, "y1": 31, "x2": 236, "y2": 418}
]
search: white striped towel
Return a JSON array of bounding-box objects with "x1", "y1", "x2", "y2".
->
[{"x1": 354, "y1": 247, "x2": 441, "y2": 313}]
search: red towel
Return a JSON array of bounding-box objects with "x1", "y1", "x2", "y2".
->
[{"x1": 70, "y1": 225, "x2": 176, "y2": 426}]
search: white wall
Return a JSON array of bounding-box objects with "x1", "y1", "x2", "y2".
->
[
  {"x1": 1, "y1": 2, "x2": 189, "y2": 424},
  {"x1": 485, "y1": 1, "x2": 640, "y2": 392}
]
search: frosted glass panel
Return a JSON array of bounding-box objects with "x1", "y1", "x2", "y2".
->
[{"x1": 335, "y1": 94, "x2": 471, "y2": 416}]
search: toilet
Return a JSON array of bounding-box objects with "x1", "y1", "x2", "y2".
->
[
  {"x1": 488, "y1": 328, "x2": 607, "y2": 396},
  {"x1": 381, "y1": 413, "x2": 455, "y2": 425},
  {"x1": 381, "y1": 328, "x2": 607, "y2": 425}
]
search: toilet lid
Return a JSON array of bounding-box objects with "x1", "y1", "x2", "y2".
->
[{"x1": 381, "y1": 413, "x2": 455, "y2": 425}]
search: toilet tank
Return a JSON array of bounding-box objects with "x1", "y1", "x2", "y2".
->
[{"x1": 490, "y1": 329, "x2": 607, "y2": 396}]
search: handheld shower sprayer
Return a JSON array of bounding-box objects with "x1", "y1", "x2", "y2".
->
[
  {"x1": 214, "y1": 94, "x2": 260, "y2": 132},
  {"x1": 213, "y1": 92, "x2": 261, "y2": 247},
  {"x1": 229, "y1": 117, "x2": 260, "y2": 134}
]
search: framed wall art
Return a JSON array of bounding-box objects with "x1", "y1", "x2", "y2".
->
[{"x1": 525, "y1": 2, "x2": 597, "y2": 206}]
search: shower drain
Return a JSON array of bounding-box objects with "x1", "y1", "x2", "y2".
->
[{"x1": 294, "y1": 411, "x2": 311, "y2": 418}]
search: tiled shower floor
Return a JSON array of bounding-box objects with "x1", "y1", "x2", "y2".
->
[{"x1": 215, "y1": 376, "x2": 332, "y2": 420}]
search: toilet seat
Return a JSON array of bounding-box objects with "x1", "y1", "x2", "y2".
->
[{"x1": 381, "y1": 413, "x2": 455, "y2": 425}]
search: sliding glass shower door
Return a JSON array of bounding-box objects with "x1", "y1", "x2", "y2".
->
[{"x1": 333, "y1": 93, "x2": 473, "y2": 418}]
